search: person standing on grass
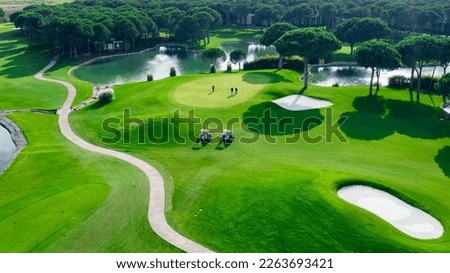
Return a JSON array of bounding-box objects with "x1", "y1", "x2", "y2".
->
[
  {"x1": 235, "y1": 87, "x2": 238, "y2": 95},
  {"x1": 231, "y1": 87, "x2": 234, "y2": 95},
  {"x1": 212, "y1": 84, "x2": 215, "y2": 92}
]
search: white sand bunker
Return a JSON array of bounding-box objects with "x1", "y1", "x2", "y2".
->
[
  {"x1": 443, "y1": 103, "x2": 450, "y2": 114},
  {"x1": 338, "y1": 185, "x2": 444, "y2": 240},
  {"x1": 272, "y1": 95, "x2": 332, "y2": 111}
]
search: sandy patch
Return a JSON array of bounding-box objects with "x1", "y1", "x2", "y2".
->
[
  {"x1": 338, "y1": 185, "x2": 444, "y2": 240},
  {"x1": 272, "y1": 95, "x2": 332, "y2": 111},
  {"x1": 443, "y1": 103, "x2": 450, "y2": 114}
]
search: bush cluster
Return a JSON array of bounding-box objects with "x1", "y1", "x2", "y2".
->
[
  {"x1": 98, "y1": 91, "x2": 114, "y2": 104},
  {"x1": 170, "y1": 67, "x2": 177, "y2": 77},
  {"x1": 243, "y1": 55, "x2": 304, "y2": 71},
  {"x1": 388, "y1": 75, "x2": 439, "y2": 92},
  {"x1": 388, "y1": 75, "x2": 409, "y2": 88}
]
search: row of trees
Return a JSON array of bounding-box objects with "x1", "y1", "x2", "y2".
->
[
  {"x1": 72, "y1": 0, "x2": 450, "y2": 35},
  {"x1": 9, "y1": 0, "x2": 450, "y2": 51},
  {"x1": 10, "y1": 2, "x2": 223, "y2": 56},
  {"x1": 259, "y1": 22, "x2": 450, "y2": 102}
]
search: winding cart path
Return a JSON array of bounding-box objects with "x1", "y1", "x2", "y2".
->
[{"x1": 35, "y1": 57, "x2": 213, "y2": 253}]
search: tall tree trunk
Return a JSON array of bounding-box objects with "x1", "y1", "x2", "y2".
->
[
  {"x1": 408, "y1": 66, "x2": 415, "y2": 102},
  {"x1": 375, "y1": 68, "x2": 381, "y2": 94},
  {"x1": 350, "y1": 43, "x2": 354, "y2": 55},
  {"x1": 416, "y1": 66, "x2": 423, "y2": 103},
  {"x1": 278, "y1": 54, "x2": 283, "y2": 70},
  {"x1": 369, "y1": 67, "x2": 375, "y2": 96},
  {"x1": 87, "y1": 39, "x2": 91, "y2": 55},
  {"x1": 69, "y1": 40, "x2": 73, "y2": 58},
  {"x1": 74, "y1": 45, "x2": 78, "y2": 58},
  {"x1": 206, "y1": 29, "x2": 210, "y2": 44},
  {"x1": 428, "y1": 65, "x2": 437, "y2": 91},
  {"x1": 303, "y1": 57, "x2": 309, "y2": 89},
  {"x1": 28, "y1": 28, "x2": 32, "y2": 47}
]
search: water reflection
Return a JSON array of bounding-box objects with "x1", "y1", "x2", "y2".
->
[
  {"x1": 312, "y1": 66, "x2": 445, "y2": 87},
  {"x1": 0, "y1": 125, "x2": 16, "y2": 171},
  {"x1": 73, "y1": 42, "x2": 277, "y2": 85}
]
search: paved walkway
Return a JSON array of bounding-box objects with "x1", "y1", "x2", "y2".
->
[{"x1": 35, "y1": 57, "x2": 213, "y2": 253}]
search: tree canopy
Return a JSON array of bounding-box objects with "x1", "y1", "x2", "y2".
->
[
  {"x1": 335, "y1": 17, "x2": 391, "y2": 54},
  {"x1": 229, "y1": 49, "x2": 247, "y2": 71},
  {"x1": 201, "y1": 47, "x2": 226, "y2": 64},
  {"x1": 260, "y1": 22, "x2": 297, "y2": 69},
  {"x1": 437, "y1": 38, "x2": 450, "y2": 74},
  {"x1": 355, "y1": 40, "x2": 401, "y2": 96},
  {"x1": 396, "y1": 35, "x2": 440, "y2": 102},
  {"x1": 274, "y1": 27, "x2": 341, "y2": 89},
  {"x1": 434, "y1": 73, "x2": 450, "y2": 103}
]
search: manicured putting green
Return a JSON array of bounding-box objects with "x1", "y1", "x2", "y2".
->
[{"x1": 172, "y1": 73, "x2": 272, "y2": 108}]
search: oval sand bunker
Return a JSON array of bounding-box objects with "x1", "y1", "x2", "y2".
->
[
  {"x1": 338, "y1": 185, "x2": 444, "y2": 240},
  {"x1": 272, "y1": 95, "x2": 332, "y2": 111}
]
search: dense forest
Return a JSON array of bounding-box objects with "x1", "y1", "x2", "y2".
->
[{"x1": 5, "y1": 0, "x2": 450, "y2": 55}]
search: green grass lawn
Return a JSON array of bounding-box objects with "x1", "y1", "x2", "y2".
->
[
  {"x1": 332, "y1": 45, "x2": 355, "y2": 62},
  {"x1": 0, "y1": 23, "x2": 179, "y2": 252},
  {"x1": 172, "y1": 72, "x2": 273, "y2": 108},
  {"x1": 45, "y1": 56, "x2": 93, "y2": 107},
  {"x1": 0, "y1": 23, "x2": 67, "y2": 110},
  {"x1": 1, "y1": 21, "x2": 450, "y2": 253},
  {"x1": 201, "y1": 28, "x2": 262, "y2": 49},
  {"x1": 70, "y1": 69, "x2": 450, "y2": 252},
  {"x1": 0, "y1": 113, "x2": 180, "y2": 252}
]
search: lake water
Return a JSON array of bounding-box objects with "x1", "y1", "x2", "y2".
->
[
  {"x1": 311, "y1": 66, "x2": 445, "y2": 87},
  {"x1": 73, "y1": 42, "x2": 277, "y2": 85},
  {"x1": 0, "y1": 125, "x2": 16, "y2": 171}
]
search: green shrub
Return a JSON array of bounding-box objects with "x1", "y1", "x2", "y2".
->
[
  {"x1": 243, "y1": 55, "x2": 304, "y2": 71},
  {"x1": 98, "y1": 91, "x2": 114, "y2": 104},
  {"x1": 170, "y1": 67, "x2": 176, "y2": 77},
  {"x1": 147, "y1": 72, "x2": 153, "y2": 81},
  {"x1": 226, "y1": 62, "x2": 232, "y2": 72},
  {"x1": 388, "y1": 75, "x2": 409, "y2": 89},
  {"x1": 413, "y1": 75, "x2": 438, "y2": 92},
  {"x1": 210, "y1": 64, "x2": 216, "y2": 73}
]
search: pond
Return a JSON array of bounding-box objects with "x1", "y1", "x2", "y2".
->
[
  {"x1": 73, "y1": 42, "x2": 277, "y2": 85},
  {"x1": 311, "y1": 65, "x2": 445, "y2": 87},
  {"x1": 0, "y1": 125, "x2": 16, "y2": 172}
]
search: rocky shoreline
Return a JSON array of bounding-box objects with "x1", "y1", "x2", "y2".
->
[{"x1": 0, "y1": 114, "x2": 28, "y2": 174}]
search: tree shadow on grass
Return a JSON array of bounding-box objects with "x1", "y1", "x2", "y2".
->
[
  {"x1": 241, "y1": 71, "x2": 293, "y2": 84},
  {"x1": 435, "y1": 146, "x2": 450, "y2": 179},
  {"x1": 339, "y1": 96, "x2": 394, "y2": 140},
  {"x1": 0, "y1": 44, "x2": 52, "y2": 79},
  {"x1": 339, "y1": 111, "x2": 395, "y2": 140},
  {"x1": 385, "y1": 100, "x2": 450, "y2": 139},
  {"x1": 242, "y1": 101, "x2": 324, "y2": 136},
  {"x1": 340, "y1": 96, "x2": 450, "y2": 141}
]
